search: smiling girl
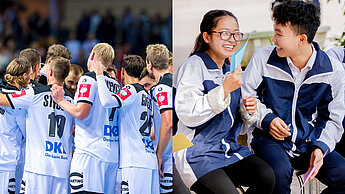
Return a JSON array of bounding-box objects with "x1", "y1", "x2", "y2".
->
[{"x1": 174, "y1": 10, "x2": 275, "y2": 194}]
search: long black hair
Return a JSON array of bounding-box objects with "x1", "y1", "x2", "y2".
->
[{"x1": 190, "y1": 10, "x2": 238, "y2": 56}]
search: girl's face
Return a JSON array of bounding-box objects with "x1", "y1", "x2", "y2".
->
[{"x1": 204, "y1": 16, "x2": 240, "y2": 63}]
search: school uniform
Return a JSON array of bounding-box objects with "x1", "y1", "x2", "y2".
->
[
  {"x1": 242, "y1": 42, "x2": 345, "y2": 194},
  {"x1": 174, "y1": 52, "x2": 253, "y2": 188},
  {"x1": 327, "y1": 46, "x2": 345, "y2": 158}
]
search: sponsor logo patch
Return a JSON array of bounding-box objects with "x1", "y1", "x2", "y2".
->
[
  {"x1": 8, "y1": 178, "x2": 15, "y2": 194},
  {"x1": 115, "y1": 88, "x2": 132, "y2": 101},
  {"x1": 156, "y1": 92, "x2": 168, "y2": 107},
  {"x1": 78, "y1": 84, "x2": 91, "y2": 98},
  {"x1": 70, "y1": 172, "x2": 83, "y2": 190}
]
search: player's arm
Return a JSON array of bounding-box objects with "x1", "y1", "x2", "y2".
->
[
  {"x1": 51, "y1": 85, "x2": 91, "y2": 120},
  {"x1": 156, "y1": 109, "x2": 172, "y2": 178},
  {"x1": 96, "y1": 75, "x2": 121, "y2": 108},
  {"x1": 156, "y1": 109, "x2": 172, "y2": 170},
  {"x1": 0, "y1": 93, "x2": 11, "y2": 107}
]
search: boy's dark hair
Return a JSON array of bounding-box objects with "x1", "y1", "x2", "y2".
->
[
  {"x1": 122, "y1": 55, "x2": 146, "y2": 79},
  {"x1": 273, "y1": 1, "x2": 320, "y2": 43}
]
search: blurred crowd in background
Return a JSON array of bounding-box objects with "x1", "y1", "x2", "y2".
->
[{"x1": 0, "y1": 1, "x2": 172, "y2": 77}]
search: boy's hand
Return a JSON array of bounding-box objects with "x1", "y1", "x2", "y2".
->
[
  {"x1": 269, "y1": 117, "x2": 291, "y2": 140},
  {"x1": 308, "y1": 148, "x2": 324, "y2": 181}
]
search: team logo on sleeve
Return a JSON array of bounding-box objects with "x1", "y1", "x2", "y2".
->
[
  {"x1": 11, "y1": 90, "x2": 26, "y2": 98},
  {"x1": 78, "y1": 84, "x2": 91, "y2": 98},
  {"x1": 115, "y1": 88, "x2": 132, "y2": 101},
  {"x1": 156, "y1": 92, "x2": 168, "y2": 107}
]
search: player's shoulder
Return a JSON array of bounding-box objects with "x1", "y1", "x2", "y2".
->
[
  {"x1": 121, "y1": 83, "x2": 145, "y2": 94},
  {"x1": 33, "y1": 84, "x2": 51, "y2": 95},
  {"x1": 82, "y1": 71, "x2": 97, "y2": 80},
  {"x1": 0, "y1": 79, "x2": 19, "y2": 93},
  {"x1": 157, "y1": 73, "x2": 172, "y2": 87},
  {"x1": 63, "y1": 87, "x2": 74, "y2": 99}
]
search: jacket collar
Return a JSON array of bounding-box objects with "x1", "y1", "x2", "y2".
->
[
  {"x1": 194, "y1": 52, "x2": 231, "y2": 74},
  {"x1": 267, "y1": 42, "x2": 333, "y2": 79}
]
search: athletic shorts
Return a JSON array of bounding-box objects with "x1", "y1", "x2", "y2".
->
[
  {"x1": 15, "y1": 162, "x2": 24, "y2": 194},
  {"x1": 121, "y1": 167, "x2": 159, "y2": 194},
  {"x1": 20, "y1": 171, "x2": 69, "y2": 194},
  {"x1": 0, "y1": 171, "x2": 16, "y2": 194},
  {"x1": 70, "y1": 153, "x2": 118, "y2": 193},
  {"x1": 115, "y1": 168, "x2": 122, "y2": 194},
  {"x1": 160, "y1": 157, "x2": 173, "y2": 193}
]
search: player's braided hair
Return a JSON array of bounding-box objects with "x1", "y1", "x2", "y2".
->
[{"x1": 4, "y1": 58, "x2": 32, "y2": 88}]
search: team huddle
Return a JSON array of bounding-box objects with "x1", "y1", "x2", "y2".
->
[{"x1": 0, "y1": 43, "x2": 172, "y2": 194}]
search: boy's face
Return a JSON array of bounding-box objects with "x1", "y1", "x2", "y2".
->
[{"x1": 272, "y1": 22, "x2": 300, "y2": 58}]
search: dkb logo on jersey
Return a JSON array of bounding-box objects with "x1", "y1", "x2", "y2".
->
[
  {"x1": 103, "y1": 125, "x2": 119, "y2": 142},
  {"x1": 70, "y1": 172, "x2": 83, "y2": 190},
  {"x1": 156, "y1": 92, "x2": 168, "y2": 107},
  {"x1": 45, "y1": 140, "x2": 68, "y2": 160},
  {"x1": 78, "y1": 84, "x2": 91, "y2": 98},
  {"x1": 8, "y1": 178, "x2": 15, "y2": 194}
]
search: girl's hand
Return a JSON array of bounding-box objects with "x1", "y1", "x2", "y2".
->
[{"x1": 222, "y1": 65, "x2": 242, "y2": 98}]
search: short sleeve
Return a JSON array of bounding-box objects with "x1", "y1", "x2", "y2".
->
[
  {"x1": 7, "y1": 87, "x2": 34, "y2": 109},
  {"x1": 114, "y1": 84, "x2": 137, "y2": 107},
  {"x1": 154, "y1": 84, "x2": 173, "y2": 112},
  {"x1": 75, "y1": 75, "x2": 97, "y2": 105}
]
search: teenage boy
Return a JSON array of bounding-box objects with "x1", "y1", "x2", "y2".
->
[{"x1": 242, "y1": 1, "x2": 345, "y2": 193}]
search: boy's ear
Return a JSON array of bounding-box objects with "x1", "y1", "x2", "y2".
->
[{"x1": 299, "y1": 34, "x2": 308, "y2": 45}]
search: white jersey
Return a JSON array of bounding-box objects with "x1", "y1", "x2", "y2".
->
[
  {"x1": 117, "y1": 84, "x2": 157, "y2": 169},
  {"x1": 7, "y1": 84, "x2": 74, "y2": 178},
  {"x1": 74, "y1": 72, "x2": 121, "y2": 162},
  {"x1": 95, "y1": 75, "x2": 157, "y2": 170},
  {"x1": 152, "y1": 73, "x2": 173, "y2": 158},
  {"x1": 0, "y1": 80, "x2": 26, "y2": 172}
]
